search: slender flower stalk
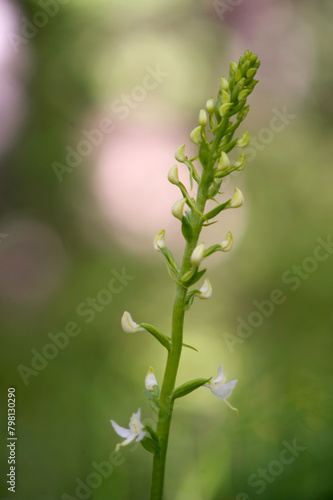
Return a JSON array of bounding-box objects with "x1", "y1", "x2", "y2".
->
[{"x1": 110, "y1": 50, "x2": 260, "y2": 500}]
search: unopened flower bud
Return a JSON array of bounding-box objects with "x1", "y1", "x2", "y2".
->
[
  {"x1": 189, "y1": 126, "x2": 202, "y2": 145},
  {"x1": 237, "y1": 105, "x2": 250, "y2": 121},
  {"x1": 229, "y1": 188, "x2": 244, "y2": 208},
  {"x1": 171, "y1": 198, "x2": 186, "y2": 220},
  {"x1": 168, "y1": 165, "x2": 179, "y2": 185},
  {"x1": 175, "y1": 144, "x2": 186, "y2": 163},
  {"x1": 198, "y1": 278, "x2": 212, "y2": 299},
  {"x1": 235, "y1": 154, "x2": 246, "y2": 171},
  {"x1": 217, "y1": 152, "x2": 230, "y2": 172},
  {"x1": 153, "y1": 229, "x2": 166, "y2": 251},
  {"x1": 199, "y1": 109, "x2": 207, "y2": 127},
  {"x1": 246, "y1": 68, "x2": 257, "y2": 79},
  {"x1": 234, "y1": 69, "x2": 242, "y2": 82},
  {"x1": 238, "y1": 89, "x2": 250, "y2": 102},
  {"x1": 121, "y1": 311, "x2": 143, "y2": 333},
  {"x1": 230, "y1": 62, "x2": 238, "y2": 73},
  {"x1": 145, "y1": 367, "x2": 158, "y2": 391},
  {"x1": 222, "y1": 90, "x2": 231, "y2": 104},
  {"x1": 190, "y1": 242, "x2": 205, "y2": 267},
  {"x1": 220, "y1": 231, "x2": 233, "y2": 252},
  {"x1": 237, "y1": 131, "x2": 250, "y2": 148},
  {"x1": 220, "y1": 76, "x2": 229, "y2": 91},
  {"x1": 206, "y1": 97, "x2": 215, "y2": 114},
  {"x1": 219, "y1": 103, "x2": 233, "y2": 117}
]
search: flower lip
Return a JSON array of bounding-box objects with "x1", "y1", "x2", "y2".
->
[
  {"x1": 228, "y1": 188, "x2": 244, "y2": 209},
  {"x1": 199, "y1": 278, "x2": 212, "y2": 299},
  {"x1": 153, "y1": 229, "x2": 166, "y2": 251}
]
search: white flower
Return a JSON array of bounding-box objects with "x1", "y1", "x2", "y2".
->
[
  {"x1": 145, "y1": 367, "x2": 158, "y2": 391},
  {"x1": 167, "y1": 165, "x2": 179, "y2": 185},
  {"x1": 228, "y1": 188, "x2": 244, "y2": 209},
  {"x1": 204, "y1": 365, "x2": 238, "y2": 412},
  {"x1": 153, "y1": 229, "x2": 166, "y2": 251},
  {"x1": 198, "y1": 278, "x2": 212, "y2": 299},
  {"x1": 220, "y1": 231, "x2": 233, "y2": 252},
  {"x1": 190, "y1": 242, "x2": 205, "y2": 267},
  {"x1": 121, "y1": 311, "x2": 143, "y2": 333},
  {"x1": 111, "y1": 409, "x2": 146, "y2": 452}
]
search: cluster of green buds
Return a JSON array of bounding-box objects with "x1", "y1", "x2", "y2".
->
[{"x1": 111, "y1": 50, "x2": 260, "y2": 471}]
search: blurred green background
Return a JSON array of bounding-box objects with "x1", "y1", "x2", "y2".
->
[{"x1": 0, "y1": 0, "x2": 333, "y2": 499}]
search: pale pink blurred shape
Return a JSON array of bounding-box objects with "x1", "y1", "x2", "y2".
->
[
  {"x1": 95, "y1": 123, "x2": 247, "y2": 256},
  {"x1": 0, "y1": 214, "x2": 69, "y2": 309},
  {"x1": 0, "y1": 0, "x2": 29, "y2": 160}
]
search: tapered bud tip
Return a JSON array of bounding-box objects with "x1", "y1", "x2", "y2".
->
[
  {"x1": 145, "y1": 367, "x2": 158, "y2": 392},
  {"x1": 199, "y1": 278, "x2": 212, "y2": 299},
  {"x1": 221, "y1": 231, "x2": 233, "y2": 252},
  {"x1": 229, "y1": 188, "x2": 244, "y2": 208},
  {"x1": 230, "y1": 62, "x2": 238, "y2": 73},
  {"x1": 235, "y1": 154, "x2": 246, "y2": 171},
  {"x1": 175, "y1": 144, "x2": 186, "y2": 163},
  {"x1": 220, "y1": 76, "x2": 229, "y2": 91},
  {"x1": 206, "y1": 97, "x2": 215, "y2": 114},
  {"x1": 121, "y1": 311, "x2": 142, "y2": 333},
  {"x1": 217, "y1": 152, "x2": 230, "y2": 172},
  {"x1": 199, "y1": 109, "x2": 208, "y2": 127},
  {"x1": 219, "y1": 103, "x2": 233, "y2": 117},
  {"x1": 153, "y1": 229, "x2": 166, "y2": 251},
  {"x1": 189, "y1": 126, "x2": 202, "y2": 145},
  {"x1": 237, "y1": 105, "x2": 250, "y2": 122},
  {"x1": 167, "y1": 165, "x2": 179, "y2": 185},
  {"x1": 237, "y1": 130, "x2": 250, "y2": 148},
  {"x1": 222, "y1": 90, "x2": 231, "y2": 104},
  {"x1": 190, "y1": 242, "x2": 205, "y2": 267},
  {"x1": 171, "y1": 198, "x2": 186, "y2": 220},
  {"x1": 234, "y1": 68, "x2": 242, "y2": 82}
]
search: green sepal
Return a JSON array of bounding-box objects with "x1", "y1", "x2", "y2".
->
[
  {"x1": 140, "y1": 323, "x2": 171, "y2": 351},
  {"x1": 140, "y1": 436, "x2": 160, "y2": 454},
  {"x1": 205, "y1": 200, "x2": 230, "y2": 220},
  {"x1": 171, "y1": 378, "x2": 211, "y2": 400},
  {"x1": 159, "y1": 247, "x2": 179, "y2": 275},
  {"x1": 181, "y1": 215, "x2": 193, "y2": 242}
]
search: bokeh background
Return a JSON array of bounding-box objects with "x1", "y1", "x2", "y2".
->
[{"x1": 0, "y1": 0, "x2": 333, "y2": 499}]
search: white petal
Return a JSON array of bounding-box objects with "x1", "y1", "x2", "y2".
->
[
  {"x1": 211, "y1": 365, "x2": 225, "y2": 384},
  {"x1": 110, "y1": 420, "x2": 131, "y2": 438},
  {"x1": 145, "y1": 367, "x2": 158, "y2": 391},
  {"x1": 115, "y1": 433, "x2": 137, "y2": 451},
  {"x1": 121, "y1": 311, "x2": 142, "y2": 333},
  {"x1": 136, "y1": 431, "x2": 146, "y2": 442},
  {"x1": 210, "y1": 379, "x2": 238, "y2": 400}
]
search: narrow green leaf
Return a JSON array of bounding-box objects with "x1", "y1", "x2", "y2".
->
[
  {"x1": 148, "y1": 399, "x2": 160, "y2": 413},
  {"x1": 160, "y1": 247, "x2": 179, "y2": 274},
  {"x1": 182, "y1": 342, "x2": 198, "y2": 352},
  {"x1": 181, "y1": 216, "x2": 193, "y2": 242},
  {"x1": 171, "y1": 378, "x2": 211, "y2": 400},
  {"x1": 140, "y1": 323, "x2": 171, "y2": 351},
  {"x1": 204, "y1": 244, "x2": 222, "y2": 258},
  {"x1": 185, "y1": 268, "x2": 206, "y2": 287},
  {"x1": 145, "y1": 425, "x2": 160, "y2": 446}
]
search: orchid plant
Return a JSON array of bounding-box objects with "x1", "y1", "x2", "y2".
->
[{"x1": 111, "y1": 50, "x2": 260, "y2": 500}]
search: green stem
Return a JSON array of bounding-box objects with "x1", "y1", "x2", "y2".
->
[{"x1": 149, "y1": 172, "x2": 209, "y2": 500}]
